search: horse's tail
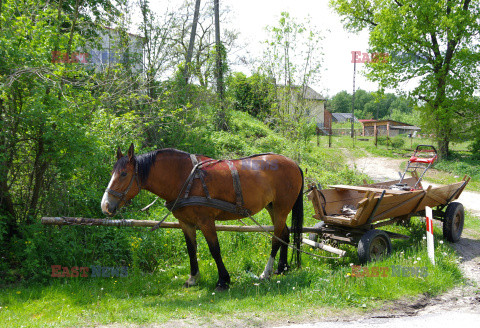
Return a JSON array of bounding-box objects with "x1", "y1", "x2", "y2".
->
[{"x1": 291, "y1": 166, "x2": 304, "y2": 268}]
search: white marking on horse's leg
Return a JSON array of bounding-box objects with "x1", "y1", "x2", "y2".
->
[
  {"x1": 184, "y1": 272, "x2": 201, "y2": 287},
  {"x1": 260, "y1": 256, "x2": 275, "y2": 280}
]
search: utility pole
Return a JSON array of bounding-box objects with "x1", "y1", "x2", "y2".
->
[{"x1": 351, "y1": 54, "x2": 356, "y2": 139}]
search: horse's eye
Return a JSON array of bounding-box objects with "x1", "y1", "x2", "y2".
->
[{"x1": 121, "y1": 172, "x2": 127, "y2": 177}]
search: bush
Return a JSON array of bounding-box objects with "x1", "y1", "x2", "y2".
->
[
  {"x1": 391, "y1": 136, "x2": 405, "y2": 149},
  {"x1": 469, "y1": 139, "x2": 480, "y2": 159},
  {"x1": 376, "y1": 136, "x2": 405, "y2": 149}
]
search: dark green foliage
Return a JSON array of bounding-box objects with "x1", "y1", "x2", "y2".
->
[
  {"x1": 227, "y1": 72, "x2": 275, "y2": 119},
  {"x1": 390, "y1": 136, "x2": 405, "y2": 149},
  {"x1": 331, "y1": 0, "x2": 480, "y2": 159},
  {"x1": 329, "y1": 89, "x2": 414, "y2": 122},
  {"x1": 376, "y1": 136, "x2": 405, "y2": 149}
]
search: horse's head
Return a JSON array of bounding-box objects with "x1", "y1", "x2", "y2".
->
[{"x1": 101, "y1": 143, "x2": 141, "y2": 216}]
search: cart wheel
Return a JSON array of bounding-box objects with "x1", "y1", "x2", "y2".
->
[
  {"x1": 308, "y1": 222, "x2": 325, "y2": 242},
  {"x1": 358, "y1": 230, "x2": 392, "y2": 264},
  {"x1": 443, "y1": 202, "x2": 464, "y2": 243}
]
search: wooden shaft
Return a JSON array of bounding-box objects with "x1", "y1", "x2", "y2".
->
[
  {"x1": 302, "y1": 238, "x2": 346, "y2": 256},
  {"x1": 41, "y1": 217, "x2": 324, "y2": 233}
]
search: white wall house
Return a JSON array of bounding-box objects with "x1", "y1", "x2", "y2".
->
[{"x1": 88, "y1": 27, "x2": 144, "y2": 72}]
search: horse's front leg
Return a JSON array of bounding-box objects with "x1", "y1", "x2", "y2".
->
[
  {"x1": 180, "y1": 221, "x2": 200, "y2": 287},
  {"x1": 198, "y1": 219, "x2": 230, "y2": 291}
]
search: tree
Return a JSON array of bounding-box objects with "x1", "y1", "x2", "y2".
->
[
  {"x1": 261, "y1": 12, "x2": 323, "y2": 138},
  {"x1": 331, "y1": 0, "x2": 480, "y2": 159},
  {"x1": 170, "y1": 0, "x2": 238, "y2": 88},
  {"x1": 138, "y1": 0, "x2": 178, "y2": 98},
  {"x1": 0, "y1": 0, "x2": 135, "y2": 240},
  {"x1": 329, "y1": 89, "x2": 414, "y2": 120},
  {"x1": 330, "y1": 91, "x2": 351, "y2": 113},
  {"x1": 184, "y1": 0, "x2": 201, "y2": 84}
]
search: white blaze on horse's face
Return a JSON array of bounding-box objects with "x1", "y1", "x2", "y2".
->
[{"x1": 101, "y1": 172, "x2": 119, "y2": 216}]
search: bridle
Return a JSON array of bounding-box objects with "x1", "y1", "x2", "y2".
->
[{"x1": 105, "y1": 161, "x2": 141, "y2": 206}]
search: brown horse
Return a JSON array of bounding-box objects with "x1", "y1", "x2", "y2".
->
[{"x1": 101, "y1": 144, "x2": 304, "y2": 290}]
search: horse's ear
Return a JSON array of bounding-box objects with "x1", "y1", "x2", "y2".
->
[
  {"x1": 117, "y1": 147, "x2": 123, "y2": 160},
  {"x1": 128, "y1": 143, "x2": 135, "y2": 162}
]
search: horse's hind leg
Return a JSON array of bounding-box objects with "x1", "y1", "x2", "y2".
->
[
  {"x1": 275, "y1": 225, "x2": 290, "y2": 274},
  {"x1": 180, "y1": 221, "x2": 200, "y2": 287},
  {"x1": 260, "y1": 205, "x2": 289, "y2": 279}
]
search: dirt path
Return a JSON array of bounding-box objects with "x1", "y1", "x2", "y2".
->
[{"x1": 347, "y1": 153, "x2": 480, "y2": 217}]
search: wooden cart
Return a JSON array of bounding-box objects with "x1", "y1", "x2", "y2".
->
[{"x1": 305, "y1": 174, "x2": 470, "y2": 263}]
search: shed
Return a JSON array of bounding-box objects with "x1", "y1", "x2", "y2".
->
[{"x1": 359, "y1": 119, "x2": 421, "y2": 137}]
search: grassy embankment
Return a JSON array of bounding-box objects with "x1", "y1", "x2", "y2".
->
[{"x1": 0, "y1": 111, "x2": 472, "y2": 327}]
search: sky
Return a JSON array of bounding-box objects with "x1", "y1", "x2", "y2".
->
[
  {"x1": 149, "y1": 0, "x2": 380, "y2": 98},
  {"x1": 223, "y1": 0, "x2": 378, "y2": 97}
]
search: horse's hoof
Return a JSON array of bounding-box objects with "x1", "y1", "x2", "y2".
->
[
  {"x1": 183, "y1": 273, "x2": 200, "y2": 288},
  {"x1": 183, "y1": 281, "x2": 194, "y2": 288},
  {"x1": 274, "y1": 264, "x2": 290, "y2": 275},
  {"x1": 214, "y1": 283, "x2": 229, "y2": 292},
  {"x1": 259, "y1": 272, "x2": 270, "y2": 280}
]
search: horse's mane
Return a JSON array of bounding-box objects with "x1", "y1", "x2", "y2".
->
[{"x1": 114, "y1": 148, "x2": 190, "y2": 185}]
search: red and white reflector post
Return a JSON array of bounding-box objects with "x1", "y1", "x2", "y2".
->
[{"x1": 426, "y1": 206, "x2": 435, "y2": 265}]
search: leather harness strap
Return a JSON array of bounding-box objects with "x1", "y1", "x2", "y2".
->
[
  {"x1": 184, "y1": 154, "x2": 210, "y2": 199},
  {"x1": 226, "y1": 160, "x2": 244, "y2": 209},
  {"x1": 165, "y1": 155, "x2": 251, "y2": 217},
  {"x1": 165, "y1": 196, "x2": 251, "y2": 217}
]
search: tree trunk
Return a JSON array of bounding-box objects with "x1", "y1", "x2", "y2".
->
[
  {"x1": 214, "y1": 0, "x2": 227, "y2": 130},
  {"x1": 0, "y1": 0, "x2": 3, "y2": 30},
  {"x1": 66, "y1": 0, "x2": 82, "y2": 60},
  {"x1": 140, "y1": 0, "x2": 155, "y2": 99},
  {"x1": 0, "y1": 180, "x2": 17, "y2": 239},
  {"x1": 26, "y1": 130, "x2": 49, "y2": 223},
  {"x1": 0, "y1": 96, "x2": 18, "y2": 239},
  {"x1": 437, "y1": 135, "x2": 450, "y2": 160},
  {"x1": 214, "y1": 0, "x2": 223, "y2": 101},
  {"x1": 184, "y1": 0, "x2": 201, "y2": 84},
  {"x1": 54, "y1": 0, "x2": 64, "y2": 53}
]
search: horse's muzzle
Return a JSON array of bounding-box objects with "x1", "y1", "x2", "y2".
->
[{"x1": 101, "y1": 192, "x2": 118, "y2": 217}]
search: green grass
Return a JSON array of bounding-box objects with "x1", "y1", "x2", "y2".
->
[
  {"x1": 465, "y1": 212, "x2": 480, "y2": 238},
  {"x1": 0, "y1": 214, "x2": 465, "y2": 327},
  {"x1": 2, "y1": 111, "x2": 478, "y2": 327}
]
